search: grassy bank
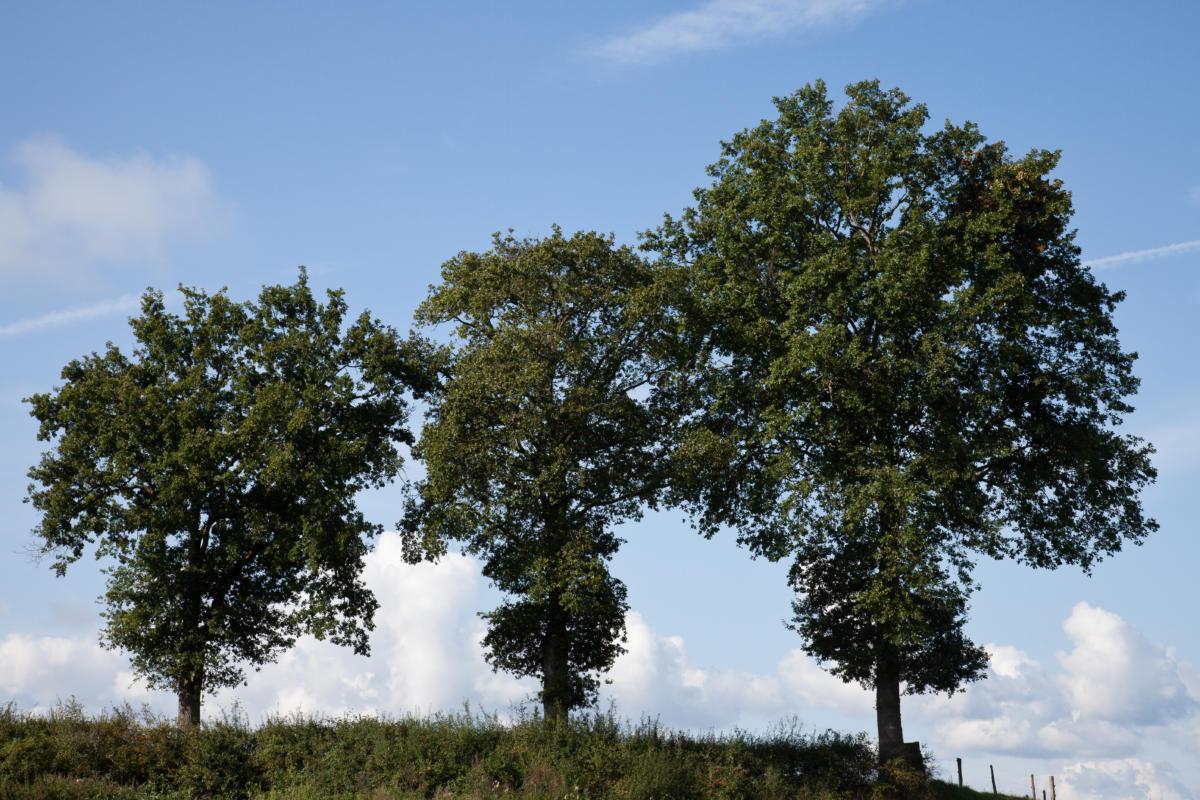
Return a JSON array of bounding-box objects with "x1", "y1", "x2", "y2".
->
[{"x1": 0, "y1": 701, "x2": 1019, "y2": 799}]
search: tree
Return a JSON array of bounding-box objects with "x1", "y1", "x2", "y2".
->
[
  {"x1": 645, "y1": 80, "x2": 1157, "y2": 763},
  {"x1": 403, "y1": 229, "x2": 676, "y2": 720},
  {"x1": 26, "y1": 273, "x2": 431, "y2": 726}
]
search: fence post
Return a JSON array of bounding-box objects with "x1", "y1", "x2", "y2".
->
[
  {"x1": 957, "y1": 757, "x2": 964, "y2": 787},
  {"x1": 990, "y1": 764, "x2": 998, "y2": 795},
  {"x1": 1030, "y1": 774, "x2": 1037, "y2": 799},
  {"x1": 1050, "y1": 776, "x2": 1056, "y2": 800}
]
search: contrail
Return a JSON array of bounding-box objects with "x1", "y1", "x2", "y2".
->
[
  {"x1": 0, "y1": 294, "x2": 139, "y2": 339},
  {"x1": 1085, "y1": 239, "x2": 1200, "y2": 270}
]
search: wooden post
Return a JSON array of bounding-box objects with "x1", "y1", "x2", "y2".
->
[
  {"x1": 1030, "y1": 774, "x2": 1037, "y2": 799},
  {"x1": 990, "y1": 764, "x2": 998, "y2": 795},
  {"x1": 1050, "y1": 776, "x2": 1056, "y2": 800},
  {"x1": 957, "y1": 757, "x2": 964, "y2": 786}
]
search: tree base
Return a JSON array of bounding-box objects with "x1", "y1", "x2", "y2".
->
[
  {"x1": 899, "y1": 741, "x2": 924, "y2": 771},
  {"x1": 880, "y1": 740, "x2": 924, "y2": 771}
]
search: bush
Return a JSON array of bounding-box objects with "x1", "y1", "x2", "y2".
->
[
  {"x1": 0, "y1": 702, "x2": 885, "y2": 798},
  {"x1": 177, "y1": 712, "x2": 257, "y2": 799},
  {"x1": 0, "y1": 732, "x2": 56, "y2": 783}
]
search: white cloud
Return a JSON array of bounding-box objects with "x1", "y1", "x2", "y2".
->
[
  {"x1": 0, "y1": 632, "x2": 137, "y2": 713},
  {"x1": 0, "y1": 137, "x2": 222, "y2": 288},
  {"x1": 1032, "y1": 718, "x2": 1141, "y2": 760},
  {"x1": 604, "y1": 611, "x2": 789, "y2": 728},
  {"x1": 1058, "y1": 602, "x2": 1195, "y2": 726},
  {"x1": 1085, "y1": 239, "x2": 1200, "y2": 270},
  {"x1": 0, "y1": 293, "x2": 139, "y2": 338},
  {"x1": 917, "y1": 642, "x2": 1100, "y2": 759},
  {"x1": 937, "y1": 715, "x2": 1033, "y2": 754},
  {"x1": 0, "y1": 538, "x2": 528, "y2": 721},
  {"x1": 777, "y1": 648, "x2": 873, "y2": 713},
  {"x1": 4, "y1": 544, "x2": 1199, "y2": 800},
  {"x1": 907, "y1": 607, "x2": 1200, "y2": 763},
  {"x1": 215, "y1": 537, "x2": 533, "y2": 720},
  {"x1": 986, "y1": 643, "x2": 1037, "y2": 679},
  {"x1": 0, "y1": 535, "x2": 864, "y2": 728},
  {"x1": 586, "y1": 0, "x2": 889, "y2": 67},
  {"x1": 1057, "y1": 758, "x2": 1194, "y2": 800}
]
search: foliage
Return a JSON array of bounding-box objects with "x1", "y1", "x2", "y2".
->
[
  {"x1": 403, "y1": 229, "x2": 679, "y2": 717},
  {"x1": 645, "y1": 79, "x2": 1156, "y2": 748},
  {"x1": 25, "y1": 273, "x2": 432, "y2": 721},
  {"x1": 0, "y1": 702, "x2": 885, "y2": 799}
]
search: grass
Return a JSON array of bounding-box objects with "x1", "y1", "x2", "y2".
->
[
  {"x1": 0, "y1": 700, "x2": 1021, "y2": 799},
  {"x1": 930, "y1": 780, "x2": 1026, "y2": 799}
]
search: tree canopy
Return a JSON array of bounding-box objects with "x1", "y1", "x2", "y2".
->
[
  {"x1": 403, "y1": 229, "x2": 677, "y2": 719},
  {"x1": 644, "y1": 80, "x2": 1157, "y2": 760},
  {"x1": 26, "y1": 273, "x2": 431, "y2": 725}
]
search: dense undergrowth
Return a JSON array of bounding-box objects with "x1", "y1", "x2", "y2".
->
[{"x1": 0, "y1": 701, "x2": 1015, "y2": 799}]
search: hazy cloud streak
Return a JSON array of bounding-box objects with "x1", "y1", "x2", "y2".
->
[
  {"x1": 586, "y1": 0, "x2": 889, "y2": 67},
  {"x1": 1085, "y1": 239, "x2": 1200, "y2": 270},
  {"x1": 0, "y1": 294, "x2": 139, "y2": 339}
]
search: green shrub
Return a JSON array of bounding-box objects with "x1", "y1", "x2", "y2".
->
[
  {"x1": 613, "y1": 745, "x2": 697, "y2": 799},
  {"x1": 177, "y1": 714, "x2": 257, "y2": 799},
  {"x1": 0, "y1": 731, "x2": 56, "y2": 783},
  {"x1": 0, "y1": 775, "x2": 148, "y2": 800},
  {"x1": 0, "y1": 701, "x2": 887, "y2": 798}
]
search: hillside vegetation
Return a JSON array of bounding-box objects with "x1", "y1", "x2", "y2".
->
[{"x1": 0, "y1": 702, "x2": 1023, "y2": 799}]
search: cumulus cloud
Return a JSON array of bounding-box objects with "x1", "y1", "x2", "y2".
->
[
  {"x1": 586, "y1": 0, "x2": 890, "y2": 67},
  {"x1": 604, "y1": 611, "x2": 788, "y2": 728},
  {"x1": 213, "y1": 537, "x2": 533, "y2": 719},
  {"x1": 0, "y1": 137, "x2": 223, "y2": 288},
  {"x1": 0, "y1": 538, "x2": 528, "y2": 720},
  {"x1": 777, "y1": 648, "x2": 873, "y2": 713},
  {"x1": 1058, "y1": 602, "x2": 1195, "y2": 726},
  {"x1": 1033, "y1": 718, "x2": 1142, "y2": 761},
  {"x1": 0, "y1": 535, "x2": 867, "y2": 728},
  {"x1": 4, "y1": 542, "x2": 1200, "y2": 800},
  {"x1": 918, "y1": 642, "x2": 1096, "y2": 758},
  {"x1": 1057, "y1": 758, "x2": 1194, "y2": 800},
  {"x1": 0, "y1": 633, "x2": 144, "y2": 714},
  {"x1": 913, "y1": 604, "x2": 1199, "y2": 763}
]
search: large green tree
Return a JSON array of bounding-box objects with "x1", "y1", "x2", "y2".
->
[
  {"x1": 26, "y1": 273, "x2": 431, "y2": 726},
  {"x1": 645, "y1": 81, "x2": 1157, "y2": 762},
  {"x1": 403, "y1": 229, "x2": 675, "y2": 720}
]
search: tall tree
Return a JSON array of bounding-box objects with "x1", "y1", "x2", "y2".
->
[
  {"x1": 403, "y1": 229, "x2": 675, "y2": 720},
  {"x1": 26, "y1": 273, "x2": 431, "y2": 726},
  {"x1": 645, "y1": 80, "x2": 1157, "y2": 763}
]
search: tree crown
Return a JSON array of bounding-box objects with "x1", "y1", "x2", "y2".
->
[
  {"x1": 645, "y1": 80, "x2": 1157, "y2": 692},
  {"x1": 26, "y1": 272, "x2": 431, "y2": 694},
  {"x1": 405, "y1": 228, "x2": 678, "y2": 710}
]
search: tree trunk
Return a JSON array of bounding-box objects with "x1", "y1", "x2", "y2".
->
[
  {"x1": 177, "y1": 671, "x2": 202, "y2": 728},
  {"x1": 542, "y1": 594, "x2": 570, "y2": 722},
  {"x1": 178, "y1": 521, "x2": 207, "y2": 729},
  {"x1": 875, "y1": 638, "x2": 904, "y2": 763}
]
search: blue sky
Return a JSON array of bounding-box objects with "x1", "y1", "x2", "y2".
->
[{"x1": 2, "y1": 2, "x2": 1198, "y2": 797}]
